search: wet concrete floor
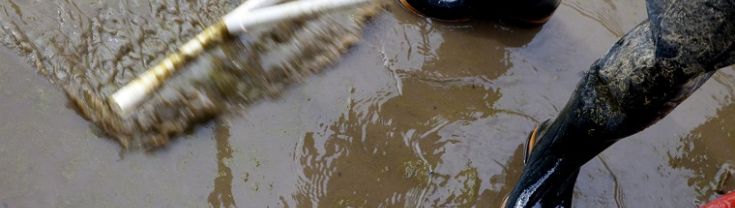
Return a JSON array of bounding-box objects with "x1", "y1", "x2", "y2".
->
[{"x1": 1, "y1": 0, "x2": 734, "y2": 207}]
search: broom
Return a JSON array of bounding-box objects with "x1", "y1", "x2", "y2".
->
[{"x1": 109, "y1": 0, "x2": 371, "y2": 116}]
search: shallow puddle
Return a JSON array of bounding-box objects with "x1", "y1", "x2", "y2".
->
[{"x1": 1, "y1": 0, "x2": 734, "y2": 207}]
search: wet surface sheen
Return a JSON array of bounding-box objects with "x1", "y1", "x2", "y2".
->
[{"x1": 1, "y1": 0, "x2": 734, "y2": 207}]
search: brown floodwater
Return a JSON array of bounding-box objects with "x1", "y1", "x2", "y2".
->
[{"x1": 1, "y1": 0, "x2": 734, "y2": 207}]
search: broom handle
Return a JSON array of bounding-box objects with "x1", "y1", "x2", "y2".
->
[
  {"x1": 232, "y1": 0, "x2": 280, "y2": 14},
  {"x1": 109, "y1": 0, "x2": 369, "y2": 116},
  {"x1": 224, "y1": 0, "x2": 370, "y2": 33}
]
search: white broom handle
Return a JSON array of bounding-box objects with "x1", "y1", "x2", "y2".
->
[
  {"x1": 230, "y1": 0, "x2": 280, "y2": 16},
  {"x1": 224, "y1": 0, "x2": 370, "y2": 34}
]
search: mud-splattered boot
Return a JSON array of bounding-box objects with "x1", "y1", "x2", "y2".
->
[{"x1": 500, "y1": 120, "x2": 577, "y2": 208}]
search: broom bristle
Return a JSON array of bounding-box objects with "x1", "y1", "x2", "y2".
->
[{"x1": 63, "y1": 1, "x2": 384, "y2": 150}]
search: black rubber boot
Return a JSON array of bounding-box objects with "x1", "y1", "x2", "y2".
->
[
  {"x1": 399, "y1": 0, "x2": 561, "y2": 24},
  {"x1": 481, "y1": 0, "x2": 561, "y2": 24},
  {"x1": 506, "y1": 0, "x2": 735, "y2": 206},
  {"x1": 501, "y1": 119, "x2": 577, "y2": 208}
]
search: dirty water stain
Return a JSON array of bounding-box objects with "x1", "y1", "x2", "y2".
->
[
  {"x1": 208, "y1": 120, "x2": 236, "y2": 208},
  {"x1": 670, "y1": 100, "x2": 735, "y2": 203},
  {"x1": 292, "y1": 74, "x2": 503, "y2": 206},
  {"x1": 597, "y1": 155, "x2": 625, "y2": 208},
  {"x1": 562, "y1": 1, "x2": 624, "y2": 36}
]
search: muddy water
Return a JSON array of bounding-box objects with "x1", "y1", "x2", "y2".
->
[{"x1": 0, "y1": 0, "x2": 734, "y2": 207}]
